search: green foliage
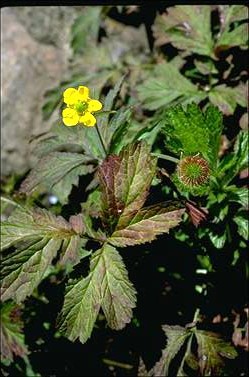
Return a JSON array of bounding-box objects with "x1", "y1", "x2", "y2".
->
[
  {"x1": 142, "y1": 321, "x2": 237, "y2": 376},
  {"x1": 58, "y1": 244, "x2": 136, "y2": 343},
  {"x1": 71, "y1": 7, "x2": 102, "y2": 55},
  {"x1": 1, "y1": 205, "x2": 84, "y2": 303},
  {"x1": 19, "y1": 152, "x2": 95, "y2": 204},
  {"x1": 0, "y1": 302, "x2": 28, "y2": 362},
  {"x1": 98, "y1": 142, "x2": 157, "y2": 231},
  {"x1": 109, "y1": 203, "x2": 184, "y2": 247},
  {"x1": 215, "y1": 5, "x2": 248, "y2": 50},
  {"x1": 137, "y1": 61, "x2": 205, "y2": 111},
  {"x1": 195, "y1": 330, "x2": 238, "y2": 375},
  {"x1": 1, "y1": 4, "x2": 248, "y2": 375},
  {"x1": 153, "y1": 6, "x2": 214, "y2": 56}
]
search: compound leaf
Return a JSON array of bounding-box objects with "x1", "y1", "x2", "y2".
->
[
  {"x1": 98, "y1": 142, "x2": 157, "y2": 232},
  {"x1": 71, "y1": 7, "x2": 102, "y2": 55},
  {"x1": 195, "y1": 330, "x2": 237, "y2": 376},
  {"x1": 209, "y1": 83, "x2": 247, "y2": 115},
  {"x1": 109, "y1": 203, "x2": 184, "y2": 247},
  {"x1": 19, "y1": 152, "x2": 95, "y2": 204},
  {"x1": 0, "y1": 302, "x2": 28, "y2": 362},
  {"x1": 153, "y1": 6, "x2": 214, "y2": 57},
  {"x1": 58, "y1": 244, "x2": 136, "y2": 343},
  {"x1": 1, "y1": 206, "x2": 81, "y2": 303},
  {"x1": 216, "y1": 5, "x2": 248, "y2": 50},
  {"x1": 99, "y1": 244, "x2": 137, "y2": 329},
  {"x1": 137, "y1": 62, "x2": 204, "y2": 111},
  {"x1": 153, "y1": 325, "x2": 191, "y2": 376},
  {"x1": 217, "y1": 130, "x2": 248, "y2": 185}
]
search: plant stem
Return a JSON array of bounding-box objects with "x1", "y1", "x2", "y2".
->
[
  {"x1": 193, "y1": 307, "x2": 200, "y2": 323},
  {"x1": 96, "y1": 123, "x2": 108, "y2": 157},
  {"x1": 102, "y1": 358, "x2": 133, "y2": 370},
  {"x1": 152, "y1": 153, "x2": 180, "y2": 164}
]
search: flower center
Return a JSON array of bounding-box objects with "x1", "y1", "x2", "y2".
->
[{"x1": 74, "y1": 101, "x2": 88, "y2": 115}]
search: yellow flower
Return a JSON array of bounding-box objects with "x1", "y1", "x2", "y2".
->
[{"x1": 62, "y1": 85, "x2": 102, "y2": 127}]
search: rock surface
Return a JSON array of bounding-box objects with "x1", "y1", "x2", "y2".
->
[{"x1": 1, "y1": 6, "x2": 82, "y2": 176}]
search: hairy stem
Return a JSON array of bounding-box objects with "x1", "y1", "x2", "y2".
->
[
  {"x1": 96, "y1": 123, "x2": 108, "y2": 157},
  {"x1": 152, "y1": 153, "x2": 180, "y2": 164}
]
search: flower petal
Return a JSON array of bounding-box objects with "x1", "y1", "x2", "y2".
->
[
  {"x1": 87, "y1": 99, "x2": 103, "y2": 112},
  {"x1": 62, "y1": 108, "x2": 79, "y2": 126},
  {"x1": 77, "y1": 86, "x2": 89, "y2": 101},
  {"x1": 63, "y1": 88, "x2": 79, "y2": 105},
  {"x1": 79, "y1": 112, "x2": 96, "y2": 127}
]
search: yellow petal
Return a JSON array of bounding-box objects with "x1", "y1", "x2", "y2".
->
[
  {"x1": 79, "y1": 112, "x2": 96, "y2": 127},
  {"x1": 77, "y1": 86, "x2": 89, "y2": 101},
  {"x1": 62, "y1": 108, "x2": 79, "y2": 126},
  {"x1": 63, "y1": 88, "x2": 79, "y2": 105},
  {"x1": 87, "y1": 99, "x2": 103, "y2": 112}
]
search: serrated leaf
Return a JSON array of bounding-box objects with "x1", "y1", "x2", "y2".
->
[
  {"x1": 233, "y1": 213, "x2": 248, "y2": 240},
  {"x1": 99, "y1": 244, "x2": 137, "y2": 329},
  {"x1": 137, "y1": 62, "x2": 204, "y2": 111},
  {"x1": 58, "y1": 244, "x2": 136, "y2": 343},
  {"x1": 33, "y1": 120, "x2": 105, "y2": 160},
  {"x1": 217, "y1": 131, "x2": 248, "y2": 185},
  {"x1": 216, "y1": 6, "x2": 248, "y2": 50},
  {"x1": 109, "y1": 203, "x2": 184, "y2": 247},
  {"x1": 0, "y1": 206, "x2": 81, "y2": 302},
  {"x1": 153, "y1": 6, "x2": 214, "y2": 57},
  {"x1": 228, "y1": 186, "x2": 248, "y2": 208},
  {"x1": 195, "y1": 330, "x2": 237, "y2": 376},
  {"x1": 0, "y1": 302, "x2": 28, "y2": 362},
  {"x1": 98, "y1": 142, "x2": 157, "y2": 232},
  {"x1": 71, "y1": 7, "x2": 102, "y2": 55},
  {"x1": 97, "y1": 75, "x2": 126, "y2": 146},
  {"x1": 204, "y1": 105, "x2": 223, "y2": 169},
  {"x1": 153, "y1": 325, "x2": 191, "y2": 376},
  {"x1": 19, "y1": 152, "x2": 95, "y2": 204},
  {"x1": 108, "y1": 107, "x2": 133, "y2": 154},
  {"x1": 137, "y1": 358, "x2": 151, "y2": 376},
  {"x1": 162, "y1": 103, "x2": 222, "y2": 166},
  {"x1": 209, "y1": 83, "x2": 247, "y2": 115},
  {"x1": 209, "y1": 231, "x2": 226, "y2": 249}
]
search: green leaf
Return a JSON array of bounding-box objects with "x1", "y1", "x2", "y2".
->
[
  {"x1": 217, "y1": 131, "x2": 248, "y2": 185},
  {"x1": 109, "y1": 203, "x2": 184, "y2": 247},
  {"x1": 19, "y1": 152, "x2": 95, "y2": 204},
  {"x1": 153, "y1": 6, "x2": 214, "y2": 56},
  {"x1": 228, "y1": 186, "x2": 248, "y2": 208},
  {"x1": 209, "y1": 83, "x2": 247, "y2": 115},
  {"x1": 58, "y1": 244, "x2": 136, "y2": 343},
  {"x1": 195, "y1": 330, "x2": 237, "y2": 376},
  {"x1": 162, "y1": 103, "x2": 222, "y2": 167},
  {"x1": 204, "y1": 105, "x2": 223, "y2": 169},
  {"x1": 209, "y1": 230, "x2": 226, "y2": 249},
  {"x1": 234, "y1": 213, "x2": 248, "y2": 240},
  {"x1": 137, "y1": 62, "x2": 204, "y2": 111},
  {"x1": 97, "y1": 75, "x2": 126, "y2": 149},
  {"x1": 98, "y1": 142, "x2": 157, "y2": 232},
  {"x1": 216, "y1": 6, "x2": 248, "y2": 50},
  {"x1": 152, "y1": 325, "x2": 191, "y2": 376},
  {"x1": 71, "y1": 7, "x2": 102, "y2": 55},
  {"x1": 1, "y1": 206, "x2": 81, "y2": 302},
  {"x1": 108, "y1": 107, "x2": 133, "y2": 154},
  {"x1": 33, "y1": 118, "x2": 105, "y2": 160},
  {"x1": 0, "y1": 302, "x2": 28, "y2": 362},
  {"x1": 98, "y1": 244, "x2": 137, "y2": 329}
]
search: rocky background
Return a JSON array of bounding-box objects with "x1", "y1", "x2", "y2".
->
[{"x1": 1, "y1": 6, "x2": 83, "y2": 176}]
